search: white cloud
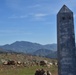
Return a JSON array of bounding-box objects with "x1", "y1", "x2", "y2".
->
[
  {"x1": 34, "y1": 14, "x2": 47, "y2": 21},
  {"x1": 29, "y1": 13, "x2": 48, "y2": 21},
  {"x1": 7, "y1": 13, "x2": 48, "y2": 21},
  {"x1": 34, "y1": 13, "x2": 48, "y2": 17},
  {"x1": 8, "y1": 15, "x2": 28, "y2": 19},
  {"x1": 8, "y1": 13, "x2": 48, "y2": 21},
  {"x1": 28, "y1": 4, "x2": 41, "y2": 8}
]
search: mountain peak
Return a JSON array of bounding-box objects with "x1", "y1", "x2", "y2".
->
[{"x1": 0, "y1": 41, "x2": 57, "y2": 53}]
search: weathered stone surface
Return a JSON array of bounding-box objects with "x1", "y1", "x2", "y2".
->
[{"x1": 57, "y1": 5, "x2": 76, "y2": 75}]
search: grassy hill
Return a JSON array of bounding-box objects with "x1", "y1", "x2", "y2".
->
[{"x1": 0, "y1": 53, "x2": 58, "y2": 75}]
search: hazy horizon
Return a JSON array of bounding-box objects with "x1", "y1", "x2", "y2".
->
[{"x1": 0, "y1": 40, "x2": 57, "y2": 46}]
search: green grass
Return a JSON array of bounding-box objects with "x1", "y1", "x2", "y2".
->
[
  {"x1": 0, "y1": 65, "x2": 58, "y2": 75},
  {"x1": 0, "y1": 53, "x2": 58, "y2": 75}
]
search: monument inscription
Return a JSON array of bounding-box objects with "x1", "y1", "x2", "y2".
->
[{"x1": 57, "y1": 5, "x2": 76, "y2": 75}]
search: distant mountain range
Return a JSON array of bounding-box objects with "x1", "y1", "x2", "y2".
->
[
  {"x1": 33, "y1": 49, "x2": 53, "y2": 56},
  {"x1": 0, "y1": 41, "x2": 57, "y2": 58},
  {"x1": 32, "y1": 49, "x2": 57, "y2": 58}
]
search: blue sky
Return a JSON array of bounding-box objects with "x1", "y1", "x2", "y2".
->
[{"x1": 0, "y1": 0, "x2": 76, "y2": 45}]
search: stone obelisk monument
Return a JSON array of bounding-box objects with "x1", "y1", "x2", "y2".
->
[{"x1": 57, "y1": 5, "x2": 76, "y2": 75}]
